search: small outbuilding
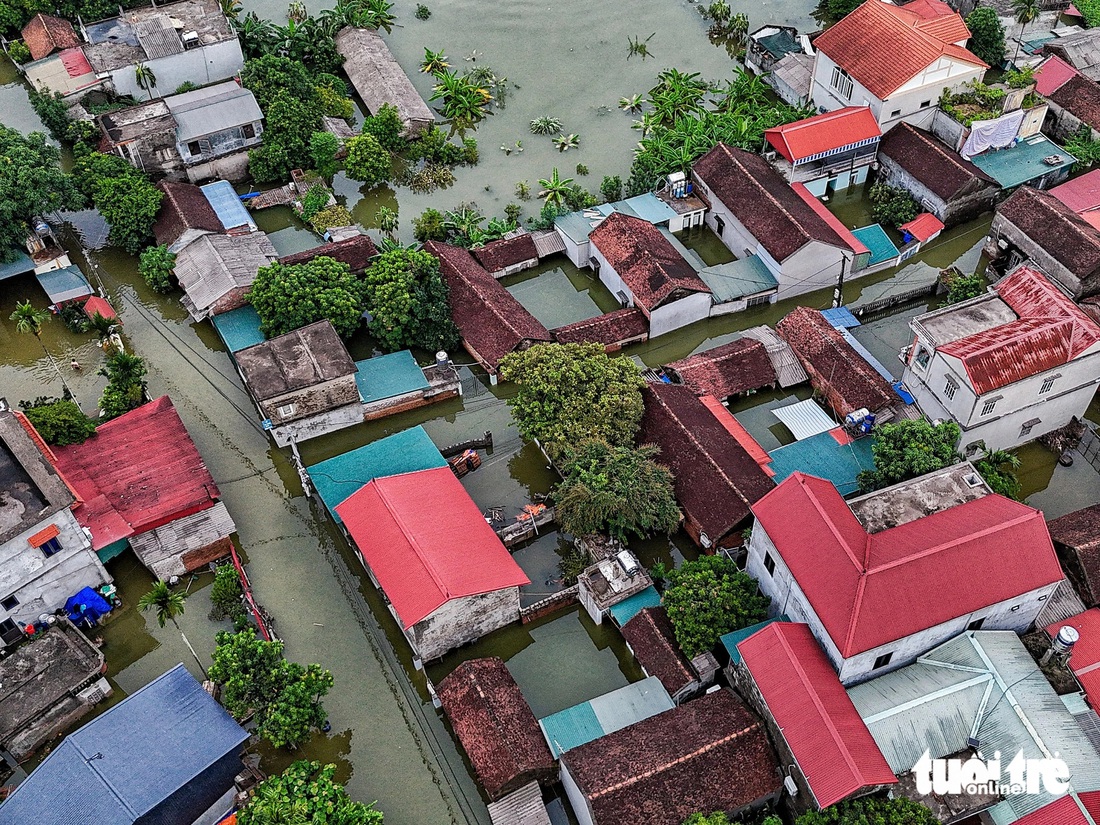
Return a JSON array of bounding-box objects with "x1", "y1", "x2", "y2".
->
[
  {"x1": 437, "y1": 657, "x2": 557, "y2": 800},
  {"x1": 20, "y1": 13, "x2": 81, "y2": 61},
  {"x1": 551, "y1": 308, "x2": 649, "y2": 352},
  {"x1": 152, "y1": 180, "x2": 225, "y2": 247},
  {"x1": 576, "y1": 551, "x2": 652, "y2": 625},
  {"x1": 663, "y1": 338, "x2": 776, "y2": 402},
  {"x1": 174, "y1": 231, "x2": 277, "y2": 320},
  {"x1": 620, "y1": 607, "x2": 703, "y2": 704},
  {"x1": 335, "y1": 26, "x2": 433, "y2": 135},
  {"x1": 1048, "y1": 503, "x2": 1100, "y2": 606},
  {"x1": 472, "y1": 233, "x2": 540, "y2": 278}
]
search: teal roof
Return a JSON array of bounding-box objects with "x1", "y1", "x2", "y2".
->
[
  {"x1": 608, "y1": 586, "x2": 661, "y2": 626},
  {"x1": 355, "y1": 351, "x2": 429, "y2": 405},
  {"x1": 36, "y1": 266, "x2": 91, "y2": 303},
  {"x1": 212, "y1": 305, "x2": 264, "y2": 353},
  {"x1": 970, "y1": 136, "x2": 1077, "y2": 189},
  {"x1": 555, "y1": 210, "x2": 601, "y2": 244},
  {"x1": 0, "y1": 250, "x2": 34, "y2": 281},
  {"x1": 720, "y1": 615, "x2": 790, "y2": 664},
  {"x1": 556, "y1": 194, "x2": 677, "y2": 245},
  {"x1": 622, "y1": 194, "x2": 677, "y2": 224},
  {"x1": 851, "y1": 224, "x2": 899, "y2": 267},
  {"x1": 698, "y1": 255, "x2": 778, "y2": 303},
  {"x1": 767, "y1": 430, "x2": 876, "y2": 496},
  {"x1": 307, "y1": 426, "x2": 446, "y2": 521},
  {"x1": 538, "y1": 676, "x2": 674, "y2": 758}
]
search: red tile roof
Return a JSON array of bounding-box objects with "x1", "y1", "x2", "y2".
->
[
  {"x1": 53, "y1": 397, "x2": 220, "y2": 551},
  {"x1": 879, "y1": 122, "x2": 994, "y2": 202},
  {"x1": 1013, "y1": 795, "x2": 1091, "y2": 825},
  {"x1": 764, "y1": 107, "x2": 882, "y2": 163},
  {"x1": 1047, "y1": 73, "x2": 1100, "y2": 132},
  {"x1": 751, "y1": 472, "x2": 1063, "y2": 657},
  {"x1": 1048, "y1": 503, "x2": 1100, "y2": 604},
  {"x1": 693, "y1": 144, "x2": 853, "y2": 261},
  {"x1": 620, "y1": 607, "x2": 696, "y2": 697},
  {"x1": 997, "y1": 187, "x2": 1100, "y2": 288},
  {"x1": 812, "y1": 0, "x2": 984, "y2": 99},
  {"x1": 665, "y1": 338, "x2": 776, "y2": 399},
  {"x1": 551, "y1": 308, "x2": 650, "y2": 349},
  {"x1": 938, "y1": 265, "x2": 1100, "y2": 395},
  {"x1": 1036, "y1": 55, "x2": 1080, "y2": 96},
  {"x1": 560, "y1": 689, "x2": 780, "y2": 825},
  {"x1": 277, "y1": 234, "x2": 378, "y2": 274},
  {"x1": 1046, "y1": 610, "x2": 1100, "y2": 709},
  {"x1": 471, "y1": 234, "x2": 539, "y2": 274},
  {"x1": 21, "y1": 13, "x2": 81, "y2": 61},
  {"x1": 153, "y1": 181, "x2": 223, "y2": 247},
  {"x1": 1051, "y1": 169, "x2": 1100, "y2": 214},
  {"x1": 334, "y1": 467, "x2": 529, "y2": 628},
  {"x1": 738, "y1": 622, "x2": 896, "y2": 808},
  {"x1": 900, "y1": 212, "x2": 944, "y2": 242},
  {"x1": 588, "y1": 213, "x2": 710, "y2": 311},
  {"x1": 425, "y1": 241, "x2": 552, "y2": 373}
]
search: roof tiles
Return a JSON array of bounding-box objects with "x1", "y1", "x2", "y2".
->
[
  {"x1": 21, "y1": 13, "x2": 81, "y2": 61},
  {"x1": 620, "y1": 607, "x2": 696, "y2": 698},
  {"x1": 879, "y1": 122, "x2": 994, "y2": 201},
  {"x1": 665, "y1": 338, "x2": 776, "y2": 399}
]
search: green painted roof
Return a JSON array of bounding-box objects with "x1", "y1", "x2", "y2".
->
[
  {"x1": 851, "y1": 224, "x2": 899, "y2": 267},
  {"x1": 608, "y1": 586, "x2": 661, "y2": 626},
  {"x1": 970, "y1": 135, "x2": 1077, "y2": 189},
  {"x1": 719, "y1": 615, "x2": 790, "y2": 664},
  {"x1": 307, "y1": 426, "x2": 446, "y2": 521},
  {"x1": 355, "y1": 351, "x2": 430, "y2": 405},
  {"x1": 212, "y1": 305, "x2": 265, "y2": 353},
  {"x1": 698, "y1": 255, "x2": 778, "y2": 303},
  {"x1": 767, "y1": 430, "x2": 876, "y2": 496}
]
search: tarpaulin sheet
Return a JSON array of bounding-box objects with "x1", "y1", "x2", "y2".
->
[
  {"x1": 962, "y1": 109, "x2": 1026, "y2": 159},
  {"x1": 64, "y1": 586, "x2": 112, "y2": 626}
]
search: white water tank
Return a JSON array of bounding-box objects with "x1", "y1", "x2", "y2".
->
[{"x1": 1054, "y1": 625, "x2": 1080, "y2": 656}]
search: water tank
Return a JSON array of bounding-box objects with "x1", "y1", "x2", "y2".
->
[
  {"x1": 668, "y1": 171, "x2": 688, "y2": 198},
  {"x1": 435, "y1": 351, "x2": 450, "y2": 369},
  {"x1": 845, "y1": 408, "x2": 870, "y2": 427},
  {"x1": 616, "y1": 550, "x2": 640, "y2": 577},
  {"x1": 1054, "y1": 625, "x2": 1080, "y2": 656},
  {"x1": 33, "y1": 218, "x2": 49, "y2": 237}
]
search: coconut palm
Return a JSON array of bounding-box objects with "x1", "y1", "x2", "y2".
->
[
  {"x1": 10, "y1": 300, "x2": 77, "y2": 403},
  {"x1": 234, "y1": 12, "x2": 277, "y2": 57},
  {"x1": 420, "y1": 47, "x2": 449, "y2": 76},
  {"x1": 138, "y1": 580, "x2": 206, "y2": 674},
  {"x1": 1012, "y1": 0, "x2": 1039, "y2": 64},
  {"x1": 134, "y1": 63, "x2": 157, "y2": 100},
  {"x1": 538, "y1": 168, "x2": 574, "y2": 208},
  {"x1": 85, "y1": 311, "x2": 118, "y2": 348}
]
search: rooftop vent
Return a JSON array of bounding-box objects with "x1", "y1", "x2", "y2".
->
[{"x1": 964, "y1": 472, "x2": 983, "y2": 488}]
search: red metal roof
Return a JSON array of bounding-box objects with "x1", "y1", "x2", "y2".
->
[
  {"x1": 1036, "y1": 55, "x2": 1079, "y2": 96},
  {"x1": 812, "y1": 0, "x2": 984, "y2": 100},
  {"x1": 1046, "y1": 609, "x2": 1100, "y2": 710},
  {"x1": 751, "y1": 472, "x2": 1063, "y2": 657},
  {"x1": 60, "y1": 48, "x2": 93, "y2": 79},
  {"x1": 764, "y1": 107, "x2": 881, "y2": 163},
  {"x1": 939, "y1": 266, "x2": 1100, "y2": 395},
  {"x1": 791, "y1": 184, "x2": 869, "y2": 256},
  {"x1": 82, "y1": 296, "x2": 118, "y2": 322},
  {"x1": 1013, "y1": 795, "x2": 1091, "y2": 825},
  {"x1": 53, "y1": 397, "x2": 220, "y2": 550},
  {"x1": 899, "y1": 212, "x2": 944, "y2": 242},
  {"x1": 335, "y1": 467, "x2": 529, "y2": 628},
  {"x1": 1051, "y1": 169, "x2": 1100, "y2": 214},
  {"x1": 699, "y1": 395, "x2": 773, "y2": 472},
  {"x1": 737, "y1": 622, "x2": 896, "y2": 808}
]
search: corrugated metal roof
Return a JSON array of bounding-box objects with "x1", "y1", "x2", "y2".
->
[
  {"x1": 35, "y1": 265, "x2": 92, "y2": 303},
  {"x1": 0, "y1": 250, "x2": 35, "y2": 280},
  {"x1": 539, "y1": 677, "x2": 673, "y2": 758},
  {"x1": 134, "y1": 15, "x2": 182, "y2": 59},
  {"x1": 772, "y1": 398, "x2": 837, "y2": 440},
  {"x1": 767, "y1": 430, "x2": 876, "y2": 496},
  {"x1": 168, "y1": 83, "x2": 262, "y2": 143},
  {"x1": 129, "y1": 501, "x2": 236, "y2": 579},
  {"x1": 212, "y1": 305, "x2": 264, "y2": 353},
  {"x1": 621, "y1": 193, "x2": 678, "y2": 225},
  {"x1": 698, "y1": 256, "x2": 779, "y2": 303},
  {"x1": 608, "y1": 586, "x2": 661, "y2": 626},
  {"x1": 175, "y1": 232, "x2": 276, "y2": 318},
  {"x1": 487, "y1": 782, "x2": 552, "y2": 825},
  {"x1": 851, "y1": 224, "x2": 900, "y2": 267},
  {"x1": 530, "y1": 229, "x2": 565, "y2": 258},
  {"x1": 740, "y1": 326, "x2": 809, "y2": 388},
  {"x1": 355, "y1": 351, "x2": 430, "y2": 405},
  {"x1": 200, "y1": 180, "x2": 256, "y2": 233}
]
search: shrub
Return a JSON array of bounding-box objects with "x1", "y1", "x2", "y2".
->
[
  {"x1": 663, "y1": 556, "x2": 770, "y2": 657},
  {"x1": 415, "y1": 3, "x2": 430, "y2": 18},
  {"x1": 462, "y1": 136, "x2": 479, "y2": 165},
  {"x1": 316, "y1": 84, "x2": 354, "y2": 120},
  {"x1": 345, "y1": 132, "x2": 391, "y2": 187},
  {"x1": 8, "y1": 40, "x2": 31, "y2": 63},
  {"x1": 600, "y1": 175, "x2": 622, "y2": 202},
  {"x1": 138, "y1": 244, "x2": 177, "y2": 293},
  {"x1": 22, "y1": 399, "x2": 97, "y2": 446},
  {"x1": 869, "y1": 182, "x2": 919, "y2": 228},
  {"x1": 208, "y1": 564, "x2": 246, "y2": 622},
  {"x1": 309, "y1": 204, "x2": 354, "y2": 233},
  {"x1": 361, "y1": 103, "x2": 405, "y2": 153},
  {"x1": 174, "y1": 80, "x2": 199, "y2": 94},
  {"x1": 575, "y1": 163, "x2": 589, "y2": 175},
  {"x1": 299, "y1": 183, "x2": 330, "y2": 221},
  {"x1": 413, "y1": 207, "x2": 446, "y2": 242}
]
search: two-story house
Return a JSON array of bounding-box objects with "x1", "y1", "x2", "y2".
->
[
  {"x1": 745, "y1": 463, "x2": 1064, "y2": 685},
  {"x1": 0, "y1": 403, "x2": 110, "y2": 647},
  {"x1": 901, "y1": 264, "x2": 1100, "y2": 451},
  {"x1": 810, "y1": 0, "x2": 987, "y2": 131}
]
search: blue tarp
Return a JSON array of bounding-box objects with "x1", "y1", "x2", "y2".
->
[
  {"x1": 820, "y1": 306, "x2": 860, "y2": 329},
  {"x1": 201, "y1": 180, "x2": 256, "y2": 233},
  {"x1": 64, "y1": 587, "x2": 112, "y2": 627}
]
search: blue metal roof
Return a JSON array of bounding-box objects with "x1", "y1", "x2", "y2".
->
[
  {"x1": 355, "y1": 351, "x2": 430, "y2": 405},
  {"x1": 0, "y1": 665, "x2": 247, "y2": 825},
  {"x1": 35, "y1": 265, "x2": 92, "y2": 304},
  {"x1": 211, "y1": 305, "x2": 265, "y2": 353},
  {"x1": 719, "y1": 615, "x2": 790, "y2": 664},
  {"x1": 850, "y1": 224, "x2": 899, "y2": 267},
  {"x1": 622, "y1": 193, "x2": 677, "y2": 224},
  {"x1": 819, "y1": 306, "x2": 860, "y2": 329},
  {"x1": 307, "y1": 426, "x2": 446, "y2": 521},
  {"x1": 554, "y1": 210, "x2": 601, "y2": 244},
  {"x1": 538, "y1": 677, "x2": 674, "y2": 757},
  {"x1": 0, "y1": 250, "x2": 34, "y2": 281},
  {"x1": 608, "y1": 585, "x2": 661, "y2": 626},
  {"x1": 201, "y1": 180, "x2": 256, "y2": 233},
  {"x1": 767, "y1": 430, "x2": 876, "y2": 496}
]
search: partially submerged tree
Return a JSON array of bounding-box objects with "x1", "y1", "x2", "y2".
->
[
  {"x1": 238, "y1": 761, "x2": 383, "y2": 825},
  {"x1": 858, "y1": 419, "x2": 962, "y2": 492},
  {"x1": 362, "y1": 248, "x2": 459, "y2": 352},
  {"x1": 662, "y1": 555, "x2": 770, "y2": 658},
  {"x1": 139, "y1": 245, "x2": 177, "y2": 293},
  {"x1": 138, "y1": 580, "x2": 205, "y2": 674},
  {"x1": 22, "y1": 399, "x2": 96, "y2": 446},
  {"x1": 796, "y1": 796, "x2": 938, "y2": 824},
  {"x1": 974, "y1": 447, "x2": 1022, "y2": 499},
  {"x1": 345, "y1": 132, "x2": 392, "y2": 188},
  {"x1": 98, "y1": 351, "x2": 148, "y2": 419},
  {"x1": 943, "y1": 269, "x2": 987, "y2": 305},
  {"x1": 249, "y1": 256, "x2": 365, "y2": 338},
  {"x1": 0, "y1": 126, "x2": 83, "y2": 260}
]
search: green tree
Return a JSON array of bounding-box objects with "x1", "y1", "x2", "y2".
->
[
  {"x1": 139, "y1": 245, "x2": 177, "y2": 293},
  {"x1": 309, "y1": 130, "x2": 340, "y2": 181},
  {"x1": 555, "y1": 441, "x2": 680, "y2": 540},
  {"x1": 249, "y1": 256, "x2": 365, "y2": 338},
  {"x1": 91, "y1": 172, "x2": 163, "y2": 254},
  {"x1": 796, "y1": 796, "x2": 938, "y2": 825},
  {"x1": 363, "y1": 247, "x2": 459, "y2": 352},
  {"x1": 413, "y1": 207, "x2": 446, "y2": 242},
  {"x1": 869, "y1": 182, "x2": 919, "y2": 228},
  {"x1": 600, "y1": 175, "x2": 623, "y2": 203},
  {"x1": 361, "y1": 102, "x2": 406, "y2": 153},
  {"x1": 209, "y1": 629, "x2": 334, "y2": 749},
  {"x1": 98, "y1": 351, "x2": 148, "y2": 419},
  {"x1": 22, "y1": 399, "x2": 96, "y2": 446},
  {"x1": 239, "y1": 761, "x2": 383, "y2": 825},
  {"x1": 138, "y1": 580, "x2": 205, "y2": 673},
  {"x1": 28, "y1": 89, "x2": 72, "y2": 142},
  {"x1": 345, "y1": 132, "x2": 392, "y2": 188},
  {"x1": 208, "y1": 564, "x2": 246, "y2": 622},
  {"x1": 240, "y1": 53, "x2": 318, "y2": 110},
  {"x1": 966, "y1": 7, "x2": 1007, "y2": 67},
  {"x1": 944, "y1": 270, "x2": 987, "y2": 304},
  {"x1": 248, "y1": 90, "x2": 323, "y2": 183},
  {"x1": 1012, "y1": 0, "x2": 1040, "y2": 64},
  {"x1": 858, "y1": 419, "x2": 963, "y2": 492},
  {"x1": 663, "y1": 556, "x2": 770, "y2": 657},
  {"x1": 0, "y1": 126, "x2": 83, "y2": 260},
  {"x1": 499, "y1": 343, "x2": 645, "y2": 459},
  {"x1": 974, "y1": 447, "x2": 1022, "y2": 499},
  {"x1": 8, "y1": 39, "x2": 30, "y2": 63},
  {"x1": 537, "y1": 168, "x2": 574, "y2": 207}
]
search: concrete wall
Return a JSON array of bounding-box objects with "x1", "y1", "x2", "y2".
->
[
  {"x1": 185, "y1": 150, "x2": 251, "y2": 183},
  {"x1": 590, "y1": 243, "x2": 631, "y2": 307},
  {"x1": 0, "y1": 508, "x2": 110, "y2": 628},
  {"x1": 177, "y1": 122, "x2": 262, "y2": 166},
  {"x1": 412, "y1": 587, "x2": 521, "y2": 661},
  {"x1": 746, "y1": 519, "x2": 1060, "y2": 685},
  {"x1": 986, "y1": 212, "x2": 1096, "y2": 299},
  {"x1": 800, "y1": 163, "x2": 870, "y2": 196},
  {"x1": 269, "y1": 402, "x2": 364, "y2": 447},
  {"x1": 558, "y1": 230, "x2": 590, "y2": 270},
  {"x1": 649, "y1": 292, "x2": 712, "y2": 338},
  {"x1": 560, "y1": 762, "x2": 596, "y2": 825},
  {"x1": 1044, "y1": 97, "x2": 1100, "y2": 143},
  {"x1": 107, "y1": 38, "x2": 244, "y2": 99},
  {"x1": 876, "y1": 156, "x2": 997, "y2": 228},
  {"x1": 668, "y1": 209, "x2": 705, "y2": 233},
  {"x1": 258, "y1": 375, "x2": 360, "y2": 427}
]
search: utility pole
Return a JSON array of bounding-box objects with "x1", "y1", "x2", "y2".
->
[{"x1": 832, "y1": 255, "x2": 848, "y2": 308}]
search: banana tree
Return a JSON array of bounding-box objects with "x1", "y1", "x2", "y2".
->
[{"x1": 537, "y1": 168, "x2": 574, "y2": 208}]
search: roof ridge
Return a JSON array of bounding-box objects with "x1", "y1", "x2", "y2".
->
[{"x1": 794, "y1": 473, "x2": 865, "y2": 570}]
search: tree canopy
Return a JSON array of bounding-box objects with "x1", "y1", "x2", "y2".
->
[
  {"x1": 345, "y1": 132, "x2": 392, "y2": 188},
  {"x1": 98, "y1": 352, "x2": 148, "y2": 419},
  {"x1": 22, "y1": 399, "x2": 96, "y2": 446},
  {"x1": 499, "y1": 343, "x2": 645, "y2": 459},
  {"x1": 796, "y1": 796, "x2": 938, "y2": 825},
  {"x1": 239, "y1": 761, "x2": 383, "y2": 825},
  {"x1": 71, "y1": 147, "x2": 162, "y2": 254},
  {"x1": 554, "y1": 441, "x2": 681, "y2": 540},
  {"x1": 362, "y1": 247, "x2": 460, "y2": 352},
  {"x1": 662, "y1": 555, "x2": 770, "y2": 657},
  {"x1": 858, "y1": 419, "x2": 962, "y2": 492},
  {"x1": 943, "y1": 269, "x2": 988, "y2": 305},
  {"x1": 966, "y1": 7, "x2": 1007, "y2": 67},
  {"x1": 139, "y1": 244, "x2": 177, "y2": 293},
  {"x1": 973, "y1": 448, "x2": 1022, "y2": 499},
  {"x1": 250, "y1": 255, "x2": 365, "y2": 338}
]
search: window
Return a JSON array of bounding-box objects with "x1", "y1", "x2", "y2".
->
[
  {"x1": 920, "y1": 100, "x2": 931, "y2": 108},
  {"x1": 242, "y1": 123, "x2": 256, "y2": 139},
  {"x1": 714, "y1": 215, "x2": 725, "y2": 236},
  {"x1": 1011, "y1": 605, "x2": 1021, "y2": 612},
  {"x1": 187, "y1": 140, "x2": 201, "y2": 156},
  {"x1": 890, "y1": 108, "x2": 902, "y2": 118},
  {"x1": 1, "y1": 596, "x2": 17, "y2": 611},
  {"x1": 277, "y1": 403, "x2": 296, "y2": 418},
  {"x1": 589, "y1": 257, "x2": 600, "y2": 273},
  {"x1": 40, "y1": 537, "x2": 62, "y2": 557},
  {"x1": 1040, "y1": 376, "x2": 1056, "y2": 394},
  {"x1": 944, "y1": 379, "x2": 957, "y2": 400},
  {"x1": 831, "y1": 66, "x2": 854, "y2": 100},
  {"x1": 763, "y1": 552, "x2": 776, "y2": 576},
  {"x1": 981, "y1": 399, "x2": 997, "y2": 416},
  {"x1": 1020, "y1": 418, "x2": 1040, "y2": 438},
  {"x1": 746, "y1": 294, "x2": 772, "y2": 308},
  {"x1": 914, "y1": 347, "x2": 931, "y2": 369},
  {"x1": 873, "y1": 652, "x2": 893, "y2": 670},
  {"x1": 967, "y1": 617, "x2": 985, "y2": 631}
]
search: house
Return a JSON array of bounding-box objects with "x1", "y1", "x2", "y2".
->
[
  {"x1": 334, "y1": 26, "x2": 433, "y2": 135},
  {"x1": 901, "y1": 265, "x2": 1100, "y2": 450},
  {"x1": 745, "y1": 464, "x2": 1064, "y2": 685},
  {"x1": 1036, "y1": 55, "x2": 1100, "y2": 141},
  {"x1": 877, "y1": 122, "x2": 999, "y2": 227},
  {"x1": 1048, "y1": 504, "x2": 1100, "y2": 605},
  {"x1": 691, "y1": 144, "x2": 859, "y2": 300},
  {"x1": 639, "y1": 383, "x2": 775, "y2": 549},
  {"x1": 734, "y1": 622, "x2": 896, "y2": 811},
  {"x1": 1044, "y1": 29, "x2": 1100, "y2": 80},
  {"x1": 233, "y1": 320, "x2": 361, "y2": 446},
  {"x1": 0, "y1": 404, "x2": 110, "y2": 644},
  {"x1": 277, "y1": 233, "x2": 379, "y2": 275},
  {"x1": 21, "y1": 13, "x2": 81, "y2": 61},
  {"x1": 763, "y1": 107, "x2": 882, "y2": 192},
  {"x1": 810, "y1": 0, "x2": 986, "y2": 131},
  {"x1": 19, "y1": 14, "x2": 101, "y2": 98},
  {"x1": 551, "y1": 308, "x2": 650, "y2": 352},
  {"x1": 663, "y1": 338, "x2": 776, "y2": 402},
  {"x1": 425, "y1": 241, "x2": 552, "y2": 383},
  {"x1": 551, "y1": 193, "x2": 695, "y2": 270},
  {"x1": 334, "y1": 467, "x2": 530, "y2": 663},
  {"x1": 436, "y1": 658, "x2": 556, "y2": 800},
  {"x1": 587, "y1": 213, "x2": 712, "y2": 338},
  {"x1": 620, "y1": 607, "x2": 707, "y2": 704},
  {"x1": 576, "y1": 551, "x2": 652, "y2": 625},
  {"x1": 82, "y1": 0, "x2": 244, "y2": 100},
  {"x1": 777, "y1": 306, "x2": 896, "y2": 419},
  {"x1": 0, "y1": 664, "x2": 249, "y2": 825},
  {"x1": 53, "y1": 396, "x2": 235, "y2": 577},
  {"x1": 472, "y1": 233, "x2": 540, "y2": 278},
  {"x1": 98, "y1": 81, "x2": 263, "y2": 182},
  {"x1": 174, "y1": 230, "x2": 277, "y2": 320},
  {"x1": 848, "y1": 631, "x2": 1100, "y2": 823},
  {"x1": 558, "y1": 689, "x2": 780, "y2": 825}
]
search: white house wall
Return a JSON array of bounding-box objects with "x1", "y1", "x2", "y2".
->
[
  {"x1": 109, "y1": 39, "x2": 244, "y2": 99},
  {"x1": 560, "y1": 762, "x2": 596, "y2": 825},
  {"x1": 590, "y1": 244, "x2": 632, "y2": 307},
  {"x1": 649, "y1": 293, "x2": 712, "y2": 337},
  {"x1": 411, "y1": 587, "x2": 521, "y2": 662}
]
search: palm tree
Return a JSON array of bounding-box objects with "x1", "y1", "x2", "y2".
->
[
  {"x1": 219, "y1": 0, "x2": 242, "y2": 20},
  {"x1": 538, "y1": 168, "x2": 574, "y2": 208},
  {"x1": 85, "y1": 311, "x2": 118, "y2": 349},
  {"x1": 10, "y1": 300, "x2": 78, "y2": 405},
  {"x1": 234, "y1": 12, "x2": 277, "y2": 57},
  {"x1": 138, "y1": 581, "x2": 206, "y2": 674},
  {"x1": 1012, "y1": 0, "x2": 1039, "y2": 64},
  {"x1": 134, "y1": 63, "x2": 157, "y2": 100}
]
